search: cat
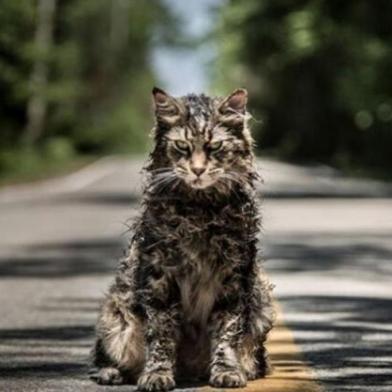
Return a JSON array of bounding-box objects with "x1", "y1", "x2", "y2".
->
[{"x1": 90, "y1": 87, "x2": 275, "y2": 391}]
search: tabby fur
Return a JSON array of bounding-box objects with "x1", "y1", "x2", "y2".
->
[{"x1": 91, "y1": 87, "x2": 275, "y2": 391}]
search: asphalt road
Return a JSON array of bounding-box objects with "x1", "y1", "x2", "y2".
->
[{"x1": 0, "y1": 157, "x2": 391, "y2": 392}]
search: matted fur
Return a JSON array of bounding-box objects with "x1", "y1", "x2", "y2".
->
[{"x1": 91, "y1": 88, "x2": 276, "y2": 391}]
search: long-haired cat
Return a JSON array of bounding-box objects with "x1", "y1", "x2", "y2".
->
[{"x1": 91, "y1": 88, "x2": 275, "y2": 391}]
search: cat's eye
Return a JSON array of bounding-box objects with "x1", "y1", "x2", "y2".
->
[
  {"x1": 174, "y1": 140, "x2": 189, "y2": 151},
  {"x1": 209, "y1": 141, "x2": 223, "y2": 152}
]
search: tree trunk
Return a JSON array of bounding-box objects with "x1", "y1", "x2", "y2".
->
[
  {"x1": 108, "y1": 0, "x2": 130, "y2": 70},
  {"x1": 24, "y1": 0, "x2": 57, "y2": 144}
]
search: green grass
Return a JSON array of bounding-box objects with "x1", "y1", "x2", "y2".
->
[{"x1": 0, "y1": 153, "x2": 97, "y2": 187}]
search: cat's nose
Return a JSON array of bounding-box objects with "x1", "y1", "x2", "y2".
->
[{"x1": 191, "y1": 167, "x2": 206, "y2": 177}]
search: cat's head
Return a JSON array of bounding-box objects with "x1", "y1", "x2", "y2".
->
[{"x1": 149, "y1": 87, "x2": 255, "y2": 191}]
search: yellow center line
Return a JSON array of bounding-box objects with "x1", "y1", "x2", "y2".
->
[{"x1": 200, "y1": 305, "x2": 322, "y2": 392}]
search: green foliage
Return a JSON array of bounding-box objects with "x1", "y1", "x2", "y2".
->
[
  {"x1": 0, "y1": 0, "x2": 175, "y2": 180},
  {"x1": 0, "y1": 1, "x2": 35, "y2": 144},
  {"x1": 0, "y1": 138, "x2": 76, "y2": 183},
  {"x1": 215, "y1": 0, "x2": 392, "y2": 174}
]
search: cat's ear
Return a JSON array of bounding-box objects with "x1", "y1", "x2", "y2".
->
[
  {"x1": 218, "y1": 89, "x2": 248, "y2": 127},
  {"x1": 152, "y1": 87, "x2": 182, "y2": 126},
  {"x1": 219, "y1": 88, "x2": 248, "y2": 114}
]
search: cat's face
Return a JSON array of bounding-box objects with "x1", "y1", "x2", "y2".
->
[{"x1": 151, "y1": 88, "x2": 254, "y2": 191}]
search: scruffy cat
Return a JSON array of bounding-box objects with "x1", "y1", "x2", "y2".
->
[{"x1": 91, "y1": 87, "x2": 275, "y2": 391}]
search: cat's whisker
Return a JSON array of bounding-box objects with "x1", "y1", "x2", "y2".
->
[
  {"x1": 156, "y1": 177, "x2": 178, "y2": 194},
  {"x1": 219, "y1": 173, "x2": 241, "y2": 186},
  {"x1": 151, "y1": 172, "x2": 174, "y2": 182},
  {"x1": 150, "y1": 178, "x2": 175, "y2": 190},
  {"x1": 209, "y1": 168, "x2": 224, "y2": 175},
  {"x1": 149, "y1": 167, "x2": 173, "y2": 173},
  {"x1": 150, "y1": 169, "x2": 175, "y2": 179},
  {"x1": 224, "y1": 171, "x2": 246, "y2": 186},
  {"x1": 176, "y1": 168, "x2": 187, "y2": 175},
  {"x1": 150, "y1": 172, "x2": 174, "y2": 180},
  {"x1": 150, "y1": 172, "x2": 178, "y2": 192}
]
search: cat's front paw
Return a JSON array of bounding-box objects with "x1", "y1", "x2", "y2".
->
[
  {"x1": 137, "y1": 370, "x2": 176, "y2": 391},
  {"x1": 210, "y1": 369, "x2": 247, "y2": 388},
  {"x1": 90, "y1": 367, "x2": 124, "y2": 385}
]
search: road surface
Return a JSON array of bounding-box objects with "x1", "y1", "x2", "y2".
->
[{"x1": 0, "y1": 157, "x2": 391, "y2": 391}]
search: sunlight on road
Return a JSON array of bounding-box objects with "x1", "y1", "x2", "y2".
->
[{"x1": 1, "y1": 158, "x2": 391, "y2": 391}]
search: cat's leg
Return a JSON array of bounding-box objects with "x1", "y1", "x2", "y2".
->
[
  {"x1": 137, "y1": 304, "x2": 180, "y2": 392},
  {"x1": 239, "y1": 262, "x2": 275, "y2": 379},
  {"x1": 209, "y1": 308, "x2": 247, "y2": 388},
  {"x1": 239, "y1": 335, "x2": 273, "y2": 380},
  {"x1": 91, "y1": 294, "x2": 145, "y2": 385},
  {"x1": 208, "y1": 275, "x2": 248, "y2": 388},
  {"x1": 90, "y1": 335, "x2": 124, "y2": 385},
  {"x1": 90, "y1": 364, "x2": 124, "y2": 385}
]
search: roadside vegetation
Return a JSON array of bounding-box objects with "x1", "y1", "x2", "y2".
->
[
  {"x1": 214, "y1": 0, "x2": 392, "y2": 178},
  {"x1": 0, "y1": 0, "x2": 175, "y2": 184},
  {"x1": 1, "y1": 1, "x2": 392, "y2": 184}
]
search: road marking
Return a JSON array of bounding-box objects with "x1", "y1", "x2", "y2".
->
[
  {"x1": 0, "y1": 157, "x2": 120, "y2": 204},
  {"x1": 56, "y1": 156, "x2": 120, "y2": 191},
  {"x1": 200, "y1": 305, "x2": 322, "y2": 392}
]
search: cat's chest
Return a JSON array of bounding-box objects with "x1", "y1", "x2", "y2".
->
[
  {"x1": 164, "y1": 203, "x2": 246, "y2": 246},
  {"x1": 174, "y1": 236, "x2": 234, "y2": 325},
  {"x1": 158, "y1": 202, "x2": 253, "y2": 323},
  {"x1": 175, "y1": 259, "x2": 224, "y2": 326}
]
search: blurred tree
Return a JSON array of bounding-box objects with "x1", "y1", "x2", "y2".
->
[
  {"x1": 0, "y1": 1, "x2": 35, "y2": 147},
  {"x1": 215, "y1": 0, "x2": 392, "y2": 174},
  {"x1": 24, "y1": 0, "x2": 57, "y2": 144},
  {"x1": 0, "y1": 0, "x2": 176, "y2": 179}
]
